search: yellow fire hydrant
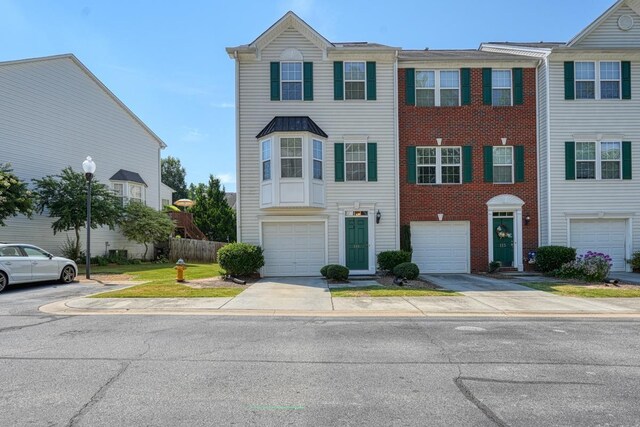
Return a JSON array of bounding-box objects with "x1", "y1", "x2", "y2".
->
[{"x1": 175, "y1": 259, "x2": 187, "y2": 282}]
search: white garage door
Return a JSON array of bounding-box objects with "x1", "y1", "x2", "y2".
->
[
  {"x1": 570, "y1": 219, "x2": 627, "y2": 272},
  {"x1": 262, "y1": 222, "x2": 326, "y2": 276},
  {"x1": 411, "y1": 222, "x2": 470, "y2": 273}
]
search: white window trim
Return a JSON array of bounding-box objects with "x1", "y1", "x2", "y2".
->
[
  {"x1": 344, "y1": 61, "x2": 366, "y2": 101},
  {"x1": 492, "y1": 69, "x2": 513, "y2": 107},
  {"x1": 416, "y1": 146, "x2": 462, "y2": 185},
  {"x1": 261, "y1": 139, "x2": 272, "y2": 181},
  {"x1": 312, "y1": 139, "x2": 323, "y2": 181},
  {"x1": 280, "y1": 137, "x2": 304, "y2": 179},
  {"x1": 415, "y1": 69, "x2": 461, "y2": 107},
  {"x1": 280, "y1": 61, "x2": 303, "y2": 101},
  {"x1": 111, "y1": 181, "x2": 146, "y2": 206},
  {"x1": 575, "y1": 61, "x2": 622, "y2": 100},
  {"x1": 345, "y1": 142, "x2": 368, "y2": 182},
  {"x1": 493, "y1": 146, "x2": 514, "y2": 184},
  {"x1": 575, "y1": 140, "x2": 622, "y2": 181}
]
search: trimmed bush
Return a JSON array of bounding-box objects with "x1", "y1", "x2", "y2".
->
[
  {"x1": 535, "y1": 246, "x2": 576, "y2": 273},
  {"x1": 321, "y1": 264, "x2": 341, "y2": 278},
  {"x1": 488, "y1": 261, "x2": 501, "y2": 273},
  {"x1": 393, "y1": 262, "x2": 420, "y2": 280},
  {"x1": 628, "y1": 251, "x2": 640, "y2": 271},
  {"x1": 326, "y1": 265, "x2": 349, "y2": 281},
  {"x1": 217, "y1": 243, "x2": 264, "y2": 276},
  {"x1": 377, "y1": 250, "x2": 412, "y2": 271}
]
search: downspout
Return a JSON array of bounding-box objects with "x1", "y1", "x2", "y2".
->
[
  {"x1": 545, "y1": 55, "x2": 551, "y2": 246},
  {"x1": 234, "y1": 50, "x2": 242, "y2": 242},
  {"x1": 157, "y1": 147, "x2": 162, "y2": 210},
  {"x1": 393, "y1": 50, "x2": 400, "y2": 249},
  {"x1": 535, "y1": 59, "x2": 542, "y2": 248}
]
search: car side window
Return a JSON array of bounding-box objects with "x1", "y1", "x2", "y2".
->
[
  {"x1": 22, "y1": 247, "x2": 49, "y2": 258},
  {"x1": 0, "y1": 247, "x2": 23, "y2": 257}
]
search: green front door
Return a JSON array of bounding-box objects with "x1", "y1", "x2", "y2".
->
[
  {"x1": 493, "y1": 217, "x2": 514, "y2": 267},
  {"x1": 346, "y1": 217, "x2": 368, "y2": 270}
]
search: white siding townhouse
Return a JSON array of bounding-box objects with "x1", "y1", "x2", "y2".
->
[
  {"x1": 227, "y1": 12, "x2": 399, "y2": 276},
  {"x1": 0, "y1": 54, "x2": 172, "y2": 259},
  {"x1": 482, "y1": 0, "x2": 640, "y2": 271}
]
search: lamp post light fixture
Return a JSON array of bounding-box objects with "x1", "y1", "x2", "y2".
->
[
  {"x1": 82, "y1": 156, "x2": 96, "y2": 279},
  {"x1": 376, "y1": 210, "x2": 382, "y2": 224}
]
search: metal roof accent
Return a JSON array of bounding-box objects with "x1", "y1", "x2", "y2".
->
[
  {"x1": 256, "y1": 116, "x2": 328, "y2": 139},
  {"x1": 109, "y1": 169, "x2": 147, "y2": 186}
]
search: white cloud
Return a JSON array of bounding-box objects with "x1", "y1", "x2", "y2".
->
[
  {"x1": 218, "y1": 173, "x2": 236, "y2": 185},
  {"x1": 181, "y1": 128, "x2": 208, "y2": 143},
  {"x1": 210, "y1": 102, "x2": 235, "y2": 109}
]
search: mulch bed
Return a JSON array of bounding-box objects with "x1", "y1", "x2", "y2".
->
[
  {"x1": 184, "y1": 276, "x2": 259, "y2": 289},
  {"x1": 375, "y1": 275, "x2": 443, "y2": 290}
]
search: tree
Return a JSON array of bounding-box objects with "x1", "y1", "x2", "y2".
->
[
  {"x1": 0, "y1": 163, "x2": 33, "y2": 226},
  {"x1": 120, "y1": 201, "x2": 175, "y2": 259},
  {"x1": 161, "y1": 156, "x2": 188, "y2": 202},
  {"x1": 32, "y1": 167, "x2": 123, "y2": 260},
  {"x1": 189, "y1": 175, "x2": 236, "y2": 242}
]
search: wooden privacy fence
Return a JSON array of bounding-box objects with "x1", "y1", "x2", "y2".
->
[{"x1": 168, "y1": 238, "x2": 227, "y2": 263}]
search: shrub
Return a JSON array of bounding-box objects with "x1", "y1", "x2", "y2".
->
[
  {"x1": 556, "y1": 251, "x2": 612, "y2": 282},
  {"x1": 217, "y1": 242, "x2": 264, "y2": 276},
  {"x1": 393, "y1": 262, "x2": 420, "y2": 280},
  {"x1": 320, "y1": 264, "x2": 341, "y2": 278},
  {"x1": 90, "y1": 256, "x2": 109, "y2": 266},
  {"x1": 488, "y1": 261, "x2": 501, "y2": 273},
  {"x1": 326, "y1": 265, "x2": 349, "y2": 281},
  {"x1": 535, "y1": 246, "x2": 576, "y2": 273},
  {"x1": 377, "y1": 250, "x2": 412, "y2": 271},
  {"x1": 628, "y1": 251, "x2": 640, "y2": 270}
]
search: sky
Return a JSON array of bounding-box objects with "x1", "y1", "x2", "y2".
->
[{"x1": 0, "y1": 0, "x2": 614, "y2": 192}]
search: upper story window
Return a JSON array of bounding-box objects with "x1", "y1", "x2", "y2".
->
[
  {"x1": 280, "y1": 137, "x2": 303, "y2": 178},
  {"x1": 281, "y1": 62, "x2": 303, "y2": 100},
  {"x1": 575, "y1": 62, "x2": 622, "y2": 100},
  {"x1": 345, "y1": 62, "x2": 366, "y2": 100},
  {"x1": 262, "y1": 139, "x2": 271, "y2": 181},
  {"x1": 417, "y1": 147, "x2": 461, "y2": 184},
  {"x1": 130, "y1": 184, "x2": 144, "y2": 203},
  {"x1": 576, "y1": 141, "x2": 621, "y2": 180},
  {"x1": 493, "y1": 147, "x2": 514, "y2": 184},
  {"x1": 415, "y1": 70, "x2": 460, "y2": 107},
  {"x1": 345, "y1": 143, "x2": 367, "y2": 181},
  {"x1": 313, "y1": 139, "x2": 323, "y2": 180},
  {"x1": 113, "y1": 183, "x2": 124, "y2": 206},
  {"x1": 492, "y1": 70, "x2": 512, "y2": 106}
]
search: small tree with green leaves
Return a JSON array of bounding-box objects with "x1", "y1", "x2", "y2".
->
[
  {"x1": 161, "y1": 156, "x2": 189, "y2": 202},
  {"x1": 0, "y1": 163, "x2": 33, "y2": 226},
  {"x1": 120, "y1": 201, "x2": 175, "y2": 259},
  {"x1": 189, "y1": 175, "x2": 236, "y2": 242},
  {"x1": 32, "y1": 167, "x2": 123, "y2": 260}
]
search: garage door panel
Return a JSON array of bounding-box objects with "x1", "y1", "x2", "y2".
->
[
  {"x1": 411, "y1": 222, "x2": 470, "y2": 274},
  {"x1": 262, "y1": 222, "x2": 326, "y2": 276},
  {"x1": 570, "y1": 219, "x2": 627, "y2": 272}
]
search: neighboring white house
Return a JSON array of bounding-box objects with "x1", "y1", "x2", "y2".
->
[
  {"x1": 0, "y1": 54, "x2": 168, "y2": 259},
  {"x1": 482, "y1": 0, "x2": 640, "y2": 271},
  {"x1": 227, "y1": 12, "x2": 399, "y2": 276}
]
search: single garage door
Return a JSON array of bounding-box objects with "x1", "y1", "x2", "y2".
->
[
  {"x1": 411, "y1": 221, "x2": 470, "y2": 273},
  {"x1": 262, "y1": 222, "x2": 326, "y2": 276},
  {"x1": 570, "y1": 219, "x2": 627, "y2": 271}
]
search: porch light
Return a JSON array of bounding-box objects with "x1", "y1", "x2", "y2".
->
[
  {"x1": 376, "y1": 210, "x2": 381, "y2": 224},
  {"x1": 525, "y1": 215, "x2": 531, "y2": 225}
]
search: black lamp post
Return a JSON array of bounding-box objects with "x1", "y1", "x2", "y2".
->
[{"x1": 82, "y1": 156, "x2": 96, "y2": 279}]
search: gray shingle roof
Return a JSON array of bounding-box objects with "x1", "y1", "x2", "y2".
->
[
  {"x1": 256, "y1": 116, "x2": 328, "y2": 139},
  {"x1": 399, "y1": 50, "x2": 530, "y2": 61},
  {"x1": 109, "y1": 169, "x2": 147, "y2": 186}
]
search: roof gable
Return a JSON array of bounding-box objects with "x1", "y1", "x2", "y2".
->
[
  {"x1": 568, "y1": 0, "x2": 640, "y2": 48},
  {"x1": 252, "y1": 11, "x2": 332, "y2": 55}
]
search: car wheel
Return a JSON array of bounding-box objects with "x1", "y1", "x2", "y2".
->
[
  {"x1": 60, "y1": 266, "x2": 76, "y2": 284},
  {"x1": 0, "y1": 272, "x2": 6, "y2": 292}
]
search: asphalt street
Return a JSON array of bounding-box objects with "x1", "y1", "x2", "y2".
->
[{"x1": 1, "y1": 281, "x2": 640, "y2": 426}]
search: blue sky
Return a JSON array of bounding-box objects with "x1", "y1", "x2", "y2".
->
[{"x1": 0, "y1": 0, "x2": 613, "y2": 192}]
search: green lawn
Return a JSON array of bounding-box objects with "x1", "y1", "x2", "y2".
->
[
  {"x1": 330, "y1": 285, "x2": 459, "y2": 298},
  {"x1": 522, "y1": 282, "x2": 640, "y2": 298},
  {"x1": 84, "y1": 263, "x2": 245, "y2": 298}
]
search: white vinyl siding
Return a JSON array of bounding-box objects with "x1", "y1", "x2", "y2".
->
[
  {"x1": 572, "y1": 4, "x2": 640, "y2": 49},
  {"x1": 235, "y1": 27, "x2": 397, "y2": 266}
]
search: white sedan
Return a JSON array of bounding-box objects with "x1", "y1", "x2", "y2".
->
[{"x1": 0, "y1": 243, "x2": 77, "y2": 292}]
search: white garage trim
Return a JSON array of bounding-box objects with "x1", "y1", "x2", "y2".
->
[
  {"x1": 567, "y1": 215, "x2": 633, "y2": 272},
  {"x1": 410, "y1": 221, "x2": 470, "y2": 274},
  {"x1": 338, "y1": 203, "x2": 376, "y2": 275},
  {"x1": 259, "y1": 216, "x2": 328, "y2": 277},
  {"x1": 486, "y1": 194, "x2": 525, "y2": 272}
]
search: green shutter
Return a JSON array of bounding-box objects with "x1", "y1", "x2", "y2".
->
[
  {"x1": 564, "y1": 62, "x2": 575, "y2": 100},
  {"x1": 462, "y1": 146, "x2": 473, "y2": 183},
  {"x1": 334, "y1": 62, "x2": 344, "y2": 100},
  {"x1": 623, "y1": 141, "x2": 632, "y2": 180},
  {"x1": 622, "y1": 61, "x2": 631, "y2": 100},
  {"x1": 405, "y1": 68, "x2": 415, "y2": 106},
  {"x1": 461, "y1": 68, "x2": 471, "y2": 105},
  {"x1": 513, "y1": 68, "x2": 523, "y2": 105},
  {"x1": 366, "y1": 62, "x2": 376, "y2": 101},
  {"x1": 483, "y1": 146, "x2": 493, "y2": 182},
  {"x1": 565, "y1": 141, "x2": 575, "y2": 180},
  {"x1": 367, "y1": 143, "x2": 377, "y2": 181},
  {"x1": 334, "y1": 143, "x2": 344, "y2": 182},
  {"x1": 514, "y1": 146, "x2": 525, "y2": 182},
  {"x1": 303, "y1": 62, "x2": 313, "y2": 101},
  {"x1": 270, "y1": 62, "x2": 280, "y2": 101},
  {"x1": 482, "y1": 68, "x2": 492, "y2": 105},
  {"x1": 407, "y1": 146, "x2": 416, "y2": 184}
]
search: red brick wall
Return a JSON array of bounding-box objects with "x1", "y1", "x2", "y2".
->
[{"x1": 399, "y1": 67, "x2": 538, "y2": 272}]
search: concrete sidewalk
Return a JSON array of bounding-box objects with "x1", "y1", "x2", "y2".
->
[{"x1": 39, "y1": 275, "x2": 640, "y2": 318}]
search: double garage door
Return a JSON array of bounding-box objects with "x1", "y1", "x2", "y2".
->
[
  {"x1": 411, "y1": 222, "x2": 470, "y2": 273},
  {"x1": 261, "y1": 222, "x2": 326, "y2": 276},
  {"x1": 569, "y1": 219, "x2": 627, "y2": 272}
]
